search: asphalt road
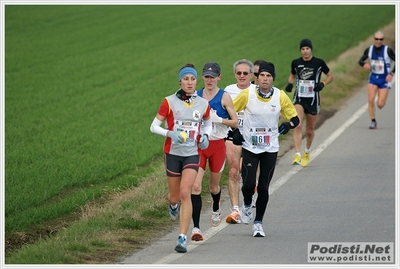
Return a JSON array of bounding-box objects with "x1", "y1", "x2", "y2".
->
[{"x1": 119, "y1": 81, "x2": 396, "y2": 267}]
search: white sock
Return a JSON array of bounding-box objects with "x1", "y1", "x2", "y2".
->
[{"x1": 179, "y1": 234, "x2": 187, "y2": 239}]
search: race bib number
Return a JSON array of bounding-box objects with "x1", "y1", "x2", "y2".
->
[
  {"x1": 237, "y1": 111, "x2": 244, "y2": 131},
  {"x1": 250, "y1": 127, "x2": 271, "y2": 149},
  {"x1": 298, "y1": 80, "x2": 315, "y2": 98},
  {"x1": 371, "y1": 59, "x2": 385, "y2": 74},
  {"x1": 175, "y1": 120, "x2": 198, "y2": 146}
]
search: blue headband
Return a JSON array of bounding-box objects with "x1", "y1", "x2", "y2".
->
[{"x1": 179, "y1": 67, "x2": 198, "y2": 81}]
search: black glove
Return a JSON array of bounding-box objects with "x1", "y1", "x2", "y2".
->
[
  {"x1": 285, "y1": 83, "x2": 293, "y2": 92},
  {"x1": 278, "y1": 122, "x2": 291, "y2": 135},
  {"x1": 314, "y1": 82, "x2": 325, "y2": 92},
  {"x1": 232, "y1": 128, "x2": 245, "y2": 145}
]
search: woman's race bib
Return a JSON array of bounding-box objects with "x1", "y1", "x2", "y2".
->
[{"x1": 175, "y1": 120, "x2": 198, "y2": 146}]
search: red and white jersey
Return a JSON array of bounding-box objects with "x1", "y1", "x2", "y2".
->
[{"x1": 158, "y1": 94, "x2": 210, "y2": 156}]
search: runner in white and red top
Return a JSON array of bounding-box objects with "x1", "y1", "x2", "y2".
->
[{"x1": 150, "y1": 64, "x2": 211, "y2": 253}]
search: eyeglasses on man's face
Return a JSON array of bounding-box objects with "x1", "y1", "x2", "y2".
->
[
  {"x1": 236, "y1": 71, "x2": 250, "y2": 76},
  {"x1": 374, "y1": 38, "x2": 384, "y2": 41}
]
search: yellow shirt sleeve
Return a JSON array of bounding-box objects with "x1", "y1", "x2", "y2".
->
[
  {"x1": 233, "y1": 89, "x2": 249, "y2": 112},
  {"x1": 233, "y1": 88, "x2": 297, "y2": 120},
  {"x1": 279, "y1": 90, "x2": 298, "y2": 120}
]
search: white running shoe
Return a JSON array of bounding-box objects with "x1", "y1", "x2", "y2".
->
[
  {"x1": 210, "y1": 210, "x2": 222, "y2": 227},
  {"x1": 174, "y1": 234, "x2": 187, "y2": 252},
  {"x1": 252, "y1": 223, "x2": 265, "y2": 237},
  {"x1": 225, "y1": 208, "x2": 241, "y2": 224},
  {"x1": 240, "y1": 205, "x2": 253, "y2": 224},
  {"x1": 190, "y1": 227, "x2": 204, "y2": 241},
  {"x1": 169, "y1": 202, "x2": 180, "y2": 221}
]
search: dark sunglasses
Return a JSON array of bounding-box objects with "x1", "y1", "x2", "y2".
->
[
  {"x1": 253, "y1": 72, "x2": 259, "y2": 76},
  {"x1": 236, "y1": 71, "x2": 250, "y2": 76},
  {"x1": 374, "y1": 38, "x2": 384, "y2": 41}
]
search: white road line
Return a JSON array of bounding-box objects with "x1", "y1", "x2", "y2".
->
[
  {"x1": 154, "y1": 222, "x2": 229, "y2": 264},
  {"x1": 155, "y1": 101, "x2": 369, "y2": 264},
  {"x1": 270, "y1": 102, "x2": 368, "y2": 194}
]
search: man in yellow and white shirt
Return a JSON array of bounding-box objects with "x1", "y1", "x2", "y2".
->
[{"x1": 233, "y1": 61, "x2": 299, "y2": 237}]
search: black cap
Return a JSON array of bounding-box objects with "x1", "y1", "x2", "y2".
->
[
  {"x1": 300, "y1": 38, "x2": 313, "y2": 50},
  {"x1": 202, "y1": 62, "x2": 221, "y2": 77},
  {"x1": 257, "y1": 62, "x2": 276, "y2": 80}
]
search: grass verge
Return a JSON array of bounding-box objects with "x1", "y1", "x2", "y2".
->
[{"x1": 5, "y1": 22, "x2": 395, "y2": 264}]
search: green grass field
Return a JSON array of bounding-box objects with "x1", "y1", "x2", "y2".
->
[{"x1": 4, "y1": 4, "x2": 395, "y2": 263}]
